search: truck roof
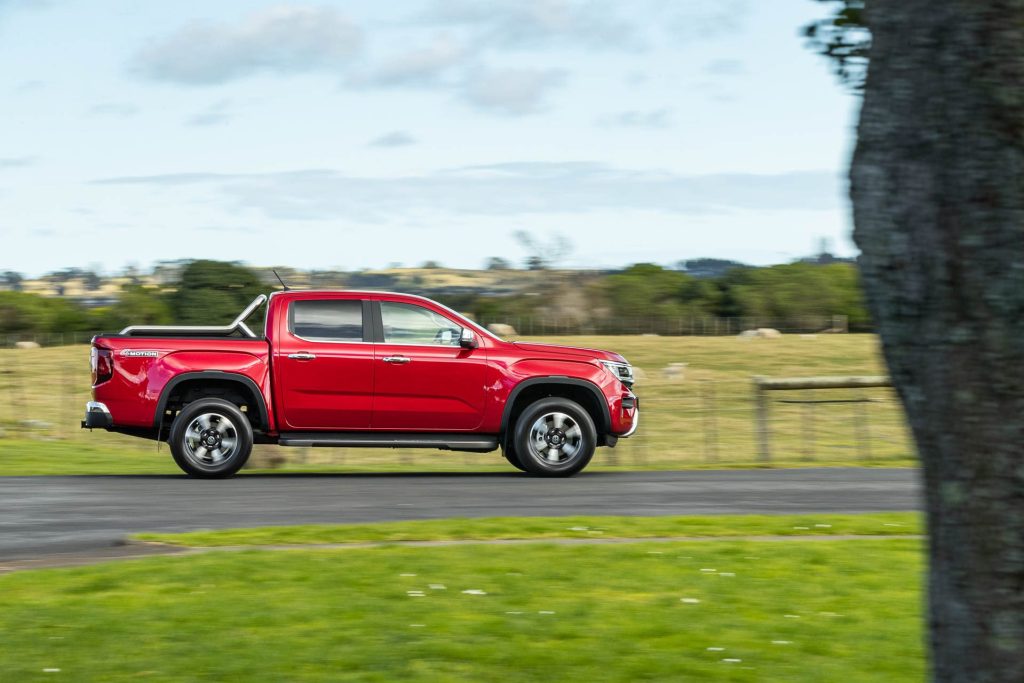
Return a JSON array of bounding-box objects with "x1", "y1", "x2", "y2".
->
[{"x1": 268, "y1": 289, "x2": 435, "y2": 301}]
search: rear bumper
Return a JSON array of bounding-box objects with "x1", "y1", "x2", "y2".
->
[{"x1": 81, "y1": 401, "x2": 113, "y2": 429}]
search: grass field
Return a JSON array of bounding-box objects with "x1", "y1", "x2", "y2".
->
[
  {"x1": 0, "y1": 335, "x2": 915, "y2": 475},
  {"x1": 133, "y1": 512, "x2": 921, "y2": 547},
  {"x1": 0, "y1": 533, "x2": 924, "y2": 681}
]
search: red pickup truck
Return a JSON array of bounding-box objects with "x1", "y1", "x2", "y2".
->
[{"x1": 83, "y1": 290, "x2": 638, "y2": 478}]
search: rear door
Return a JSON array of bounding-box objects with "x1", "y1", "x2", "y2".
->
[
  {"x1": 275, "y1": 297, "x2": 374, "y2": 430},
  {"x1": 371, "y1": 300, "x2": 487, "y2": 431}
]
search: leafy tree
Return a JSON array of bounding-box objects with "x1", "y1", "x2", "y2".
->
[
  {"x1": 803, "y1": 0, "x2": 870, "y2": 91},
  {"x1": 850, "y1": 2, "x2": 1024, "y2": 679},
  {"x1": 1, "y1": 271, "x2": 23, "y2": 291},
  {"x1": 93, "y1": 285, "x2": 173, "y2": 331},
  {"x1": 524, "y1": 256, "x2": 546, "y2": 271},
  {"x1": 677, "y1": 258, "x2": 748, "y2": 278},
  {"x1": 171, "y1": 260, "x2": 265, "y2": 326},
  {"x1": 485, "y1": 257, "x2": 512, "y2": 270},
  {"x1": 0, "y1": 292, "x2": 95, "y2": 336},
  {"x1": 0, "y1": 292, "x2": 53, "y2": 334},
  {"x1": 603, "y1": 264, "x2": 712, "y2": 321},
  {"x1": 514, "y1": 230, "x2": 572, "y2": 270},
  {"x1": 711, "y1": 266, "x2": 754, "y2": 318},
  {"x1": 727, "y1": 263, "x2": 869, "y2": 329},
  {"x1": 465, "y1": 294, "x2": 540, "y2": 325}
]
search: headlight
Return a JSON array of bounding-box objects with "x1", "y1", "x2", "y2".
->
[{"x1": 600, "y1": 360, "x2": 634, "y2": 387}]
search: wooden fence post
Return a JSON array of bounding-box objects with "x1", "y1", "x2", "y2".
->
[{"x1": 754, "y1": 377, "x2": 771, "y2": 463}]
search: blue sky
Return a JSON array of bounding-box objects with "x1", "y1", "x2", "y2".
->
[{"x1": 1, "y1": 0, "x2": 857, "y2": 276}]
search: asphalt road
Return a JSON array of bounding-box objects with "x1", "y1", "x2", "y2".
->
[{"x1": 0, "y1": 469, "x2": 920, "y2": 561}]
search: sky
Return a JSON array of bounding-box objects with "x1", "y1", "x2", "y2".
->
[{"x1": 0, "y1": 0, "x2": 859, "y2": 276}]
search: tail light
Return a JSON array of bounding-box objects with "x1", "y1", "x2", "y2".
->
[{"x1": 91, "y1": 347, "x2": 113, "y2": 385}]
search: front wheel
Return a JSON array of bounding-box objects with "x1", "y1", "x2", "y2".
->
[
  {"x1": 503, "y1": 444, "x2": 529, "y2": 472},
  {"x1": 169, "y1": 398, "x2": 253, "y2": 478},
  {"x1": 512, "y1": 397, "x2": 596, "y2": 477}
]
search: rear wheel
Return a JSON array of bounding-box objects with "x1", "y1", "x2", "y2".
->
[
  {"x1": 169, "y1": 398, "x2": 253, "y2": 478},
  {"x1": 512, "y1": 397, "x2": 596, "y2": 477}
]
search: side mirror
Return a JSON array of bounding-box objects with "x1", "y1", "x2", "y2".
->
[{"x1": 459, "y1": 328, "x2": 478, "y2": 349}]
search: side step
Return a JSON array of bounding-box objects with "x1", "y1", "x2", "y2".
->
[{"x1": 278, "y1": 432, "x2": 499, "y2": 453}]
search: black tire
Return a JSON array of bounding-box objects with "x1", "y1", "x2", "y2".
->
[
  {"x1": 503, "y1": 444, "x2": 529, "y2": 472},
  {"x1": 512, "y1": 397, "x2": 596, "y2": 477},
  {"x1": 169, "y1": 398, "x2": 253, "y2": 478}
]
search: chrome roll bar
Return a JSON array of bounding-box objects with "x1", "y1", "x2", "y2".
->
[{"x1": 119, "y1": 294, "x2": 268, "y2": 338}]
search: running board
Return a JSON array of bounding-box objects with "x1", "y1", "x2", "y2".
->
[{"x1": 278, "y1": 432, "x2": 499, "y2": 452}]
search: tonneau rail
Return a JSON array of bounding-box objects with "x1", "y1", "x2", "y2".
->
[{"x1": 119, "y1": 295, "x2": 267, "y2": 339}]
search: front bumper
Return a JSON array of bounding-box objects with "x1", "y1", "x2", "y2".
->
[
  {"x1": 617, "y1": 394, "x2": 639, "y2": 437},
  {"x1": 621, "y1": 405, "x2": 639, "y2": 437},
  {"x1": 81, "y1": 401, "x2": 113, "y2": 429}
]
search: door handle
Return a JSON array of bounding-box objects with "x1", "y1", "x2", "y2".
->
[
  {"x1": 288, "y1": 352, "x2": 317, "y2": 360},
  {"x1": 382, "y1": 355, "x2": 411, "y2": 364}
]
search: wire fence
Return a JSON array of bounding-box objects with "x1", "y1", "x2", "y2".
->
[
  {"x1": 476, "y1": 315, "x2": 854, "y2": 336},
  {"x1": 1, "y1": 332, "x2": 103, "y2": 348},
  {"x1": 0, "y1": 343, "x2": 915, "y2": 472},
  {"x1": 0, "y1": 314, "x2": 856, "y2": 348}
]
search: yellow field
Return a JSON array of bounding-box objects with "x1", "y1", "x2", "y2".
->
[{"x1": 0, "y1": 335, "x2": 915, "y2": 474}]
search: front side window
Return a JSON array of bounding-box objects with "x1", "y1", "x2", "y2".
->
[
  {"x1": 290, "y1": 300, "x2": 363, "y2": 342},
  {"x1": 380, "y1": 302, "x2": 461, "y2": 346}
]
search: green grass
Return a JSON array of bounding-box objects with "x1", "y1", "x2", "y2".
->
[
  {"x1": 133, "y1": 512, "x2": 922, "y2": 547},
  {"x1": 0, "y1": 439, "x2": 180, "y2": 475},
  {"x1": 0, "y1": 538, "x2": 924, "y2": 681},
  {"x1": 0, "y1": 335, "x2": 916, "y2": 474}
]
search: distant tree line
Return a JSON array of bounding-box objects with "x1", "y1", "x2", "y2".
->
[
  {"x1": 465, "y1": 262, "x2": 870, "y2": 333},
  {"x1": 0, "y1": 259, "x2": 870, "y2": 339},
  {"x1": 0, "y1": 261, "x2": 264, "y2": 338}
]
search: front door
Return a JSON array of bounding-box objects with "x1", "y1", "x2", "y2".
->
[
  {"x1": 276, "y1": 297, "x2": 374, "y2": 430},
  {"x1": 372, "y1": 300, "x2": 486, "y2": 431}
]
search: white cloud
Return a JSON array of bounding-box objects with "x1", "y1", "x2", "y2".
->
[
  {"x1": 13, "y1": 79, "x2": 44, "y2": 93},
  {"x1": 461, "y1": 67, "x2": 565, "y2": 115},
  {"x1": 94, "y1": 163, "x2": 840, "y2": 222},
  {"x1": 351, "y1": 35, "x2": 466, "y2": 88},
  {"x1": 664, "y1": 0, "x2": 749, "y2": 40},
  {"x1": 186, "y1": 100, "x2": 232, "y2": 127},
  {"x1": 600, "y1": 108, "x2": 672, "y2": 129},
  {"x1": 704, "y1": 59, "x2": 745, "y2": 76},
  {"x1": 89, "y1": 102, "x2": 139, "y2": 118},
  {"x1": 418, "y1": 0, "x2": 643, "y2": 52},
  {"x1": 369, "y1": 131, "x2": 417, "y2": 147},
  {"x1": 0, "y1": 156, "x2": 35, "y2": 168},
  {"x1": 132, "y1": 6, "x2": 362, "y2": 85}
]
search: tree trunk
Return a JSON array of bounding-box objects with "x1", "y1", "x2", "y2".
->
[{"x1": 851, "y1": 2, "x2": 1024, "y2": 681}]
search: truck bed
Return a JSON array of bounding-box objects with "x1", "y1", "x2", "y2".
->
[{"x1": 91, "y1": 335, "x2": 272, "y2": 429}]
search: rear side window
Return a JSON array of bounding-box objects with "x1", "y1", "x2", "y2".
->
[{"x1": 290, "y1": 300, "x2": 364, "y2": 342}]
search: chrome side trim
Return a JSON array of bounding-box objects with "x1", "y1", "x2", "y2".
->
[
  {"x1": 278, "y1": 432, "x2": 499, "y2": 451},
  {"x1": 290, "y1": 335, "x2": 371, "y2": 345},
  {"x1": 376, "y1": 341, "x2": 463, "y2": 348},
  {"x1": 120, "y1": 294, "x2": 268, "y2": 339}
]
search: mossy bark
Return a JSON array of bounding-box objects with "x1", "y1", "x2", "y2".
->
[{"x1": 851, "y1": 2, "x2": 1024, "y2": 680}]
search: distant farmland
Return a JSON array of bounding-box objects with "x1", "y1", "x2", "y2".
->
[{"x1": 0, "y1": 335, "x2": 914, "y2": 475}]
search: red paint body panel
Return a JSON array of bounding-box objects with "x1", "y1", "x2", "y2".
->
[
  {"x1": 91, "y1": 290, "x2": 638, "y2": 439},
  {"x1": 91, "y1": 337, "x2": 271, "y2": 429},
  {"x1": 372, "y1": 343, "x2": 487, "y2": 430},
  {"x1": 272, "y1": 297, "x2": 375, "y2": 430}
]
